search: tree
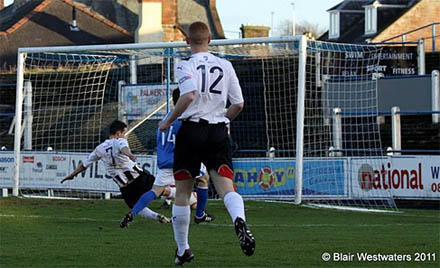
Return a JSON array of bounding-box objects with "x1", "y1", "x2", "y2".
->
[{"x1": 276, "y1": 19, "x2": 325, "y2": 39}]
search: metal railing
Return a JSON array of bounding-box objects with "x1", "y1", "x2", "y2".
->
[{"x1": 374, "y1": 22, "x2": 440, "y2": 52}]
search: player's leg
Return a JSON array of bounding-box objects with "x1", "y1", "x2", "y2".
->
[
  {"x1": 210, "y1": 170, "x2": 255, "y2": 256},
  {"x1": 131, "y1": 168, "x2": 173, "y2": 217},
  {"x1": 131, "y1": 185, "x2": 164, "y2": 217},
  {"x1": 209, "y1": 170, "x2": 245, "y2": 221},
  {"x1": 206, "y1": 123, "x2": 255, "y2": 256},
  {"x1": 205, "y1": 123, "x2": 246, "y2": 221},
  {"x1": 120, "y1": 184, "x2": 159, "y2": 224},
  {"x1": 193, "y1": 173, "x2": 215, "y2": 224},
  {"x1": 162, "y1": 185, "x2": 176, "y2": 200},
  {"x1": 173, "y1": 177, "x2": 195, "y2": 264},
  {"x1": 172, "y1": 121, "x2": 202, "y2": 265},
  {"x1": 120, "y1": 172, "x2": 170, "y2": 227},
  {"x1": 159, "y1": 184, "x2": 175, "y2": 209}
]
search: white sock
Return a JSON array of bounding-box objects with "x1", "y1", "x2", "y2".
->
[
  {"x1": 137, "y1": 207, "x2": 159, "y2": 220},
  {"x1": 168, "y1": 187, "x2": 176, "y2": 200},
  {"x1": 223, "y1": 191, "x2": 246, "y2": 222},
  {"x1": 172, "y1": 205, "x2": 191, "y2": 256}
]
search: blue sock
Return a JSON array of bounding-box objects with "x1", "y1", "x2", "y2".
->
[
  {"x1": 195, "y1": 187, "x2": 208, "y2": 218},
  {"x1": 132, "y1": 191, "x2": 157, "y2": 217}
]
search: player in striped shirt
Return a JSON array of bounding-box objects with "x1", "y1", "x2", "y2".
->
[{"x1": 61, "y1": 120, "x2": 171, "y2": 224}]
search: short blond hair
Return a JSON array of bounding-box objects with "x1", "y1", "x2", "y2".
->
[{"x1": 188, "y1": 21, "x2": 210, "y2": 45}]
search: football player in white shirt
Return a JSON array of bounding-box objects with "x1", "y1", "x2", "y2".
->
[
  {"x1": 61, "y1": 120, "x2": 171, "y2": 224},
  {"x1": 119, "y1": 88, "x2": 215, "y2": 228},
  {"x1": 159, "y1": 21, "x2": 255, "y2": 265}
]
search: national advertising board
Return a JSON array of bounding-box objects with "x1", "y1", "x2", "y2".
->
[
  {"x1": 352, "y1": 156, "x2": 440, "y2": 199},
  {"x1": 233, "y1": 159, "x2": 347, "y2": 198}
]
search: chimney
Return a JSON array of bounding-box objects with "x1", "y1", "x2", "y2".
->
[
  {"x1": 240, "y1": 25, "x2": 271, "y2": 38},
  {"x1": 162, "y1": 0, "x2": 180, "y2": 41},
  {"x1": 136, "y1": 0, "x2": 164, "y2": 43}
]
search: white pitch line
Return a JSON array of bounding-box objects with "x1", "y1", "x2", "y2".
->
[
  {"x1": 0, "y1": 214, "x2": 437, "y2": 227},
  {"x1": 0, "y1": 214, "x2": 119, "y2": 222}
]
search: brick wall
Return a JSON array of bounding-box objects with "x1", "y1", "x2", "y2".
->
[
  {"x1": 240, "y1": 25, "x2": 270, "y2": 38},
  {"x1": 163, "y1": 24, "x2": 185, "y2": 41},
  {"x1": 162, "y1": 0, "x2": 186, "y2": 41},
  {"x1": 162, "y1": 0, "x2": 176, "y2": 24},
  {"x1": 373, "y1": 0, "x2": 440, "y2": 52}
]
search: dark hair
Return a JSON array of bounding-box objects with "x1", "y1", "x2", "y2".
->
[
  {"x1": 172, "y1": 88, "x2": 180, "y2": 106},
  {"x1": 109, "y1": 120, "x2": 127, "y2": 135}
]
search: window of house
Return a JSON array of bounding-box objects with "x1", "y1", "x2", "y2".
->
[
  {"x1": 329, "y1": 11, "x2": 340, "y2": 39},
  {"x1": 365, "y1": 6, "x2": 377, "y2": 34}
]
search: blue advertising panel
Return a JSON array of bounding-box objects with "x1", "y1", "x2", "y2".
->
[{"x1": 233, "y1": 158, "x2": 346, "y2": 197}]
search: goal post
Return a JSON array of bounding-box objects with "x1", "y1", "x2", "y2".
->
[
  {"x1": 13, "y1": 52, "x2": 25, "y2": 197},
  {"x1": 294, "y1": 35, "x2": 307, "y2": 205},
  {"x1": 10, "y1": 36, "x2": 396, "y2": 210}
]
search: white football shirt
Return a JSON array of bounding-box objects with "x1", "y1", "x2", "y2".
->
[
  {"x1": 82, "y1": 138, "x2": 141, "y2": 187},
  {"x1": 176, "y1": 52, "x2": 244, "y2": 123}
]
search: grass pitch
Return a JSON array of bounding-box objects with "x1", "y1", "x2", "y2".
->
[{"x1": 0, "y1": 198, "x2": 439, "y2": 267}]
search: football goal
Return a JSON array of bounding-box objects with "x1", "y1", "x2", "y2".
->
[{"x1": 9, "y1": 36, "x2": 396, "y2": 210}]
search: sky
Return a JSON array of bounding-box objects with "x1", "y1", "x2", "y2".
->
[
  {"x1": 217, "y1": 0, "x2": 342, "y2": 38},
  {"x1": 4, "y1": 0, "x2": 342, "y2": 38}
]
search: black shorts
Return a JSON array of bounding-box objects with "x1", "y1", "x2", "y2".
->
[
  {"x1": 173, "y1": 120, "x2": 233, "y2": 179},
  {"x1": 120, "y1": 171, "x2": 155, "y2": 208}
]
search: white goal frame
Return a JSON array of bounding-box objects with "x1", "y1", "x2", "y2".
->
[{"x1": 12, "y1": 35, "x2": 307, "y2": 197}]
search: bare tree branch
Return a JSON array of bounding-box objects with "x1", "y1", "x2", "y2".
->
[{"x1": 276, "y1": 19, "x2": 325, "y2": 39}]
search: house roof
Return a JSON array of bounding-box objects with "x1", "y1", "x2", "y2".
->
[
  {"x1": 0, "y1": 0, "x2": 132, "y2": 36},
  {"x1": 0, "y1": 0, "x2": 225, "y2": 68},
  {"x1": 328, "y1": 0, "x2": 416, "y2": 11},
  {"x1": 0, "y1": 0, "x2": 225, "y2": 39},
  {"x1": 328, "y1": 0, "x2": 368, "y2": 11},
  {"x1": 0, "y1": 0, "x2": 134, "y2": 68},
  {"x1": 178, "y1": 0, "x2": 225, "y2": 39},
  {"x1": 320, "y1": 0, "x2": 421, "y2": 43},
  {"x1": 73, "y1": 0, "x2": 139, "y2": 35}
]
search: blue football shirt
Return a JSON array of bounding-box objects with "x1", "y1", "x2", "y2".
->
[{"x1": 157, "y1": 113, "x2": 182, "y2": 169}]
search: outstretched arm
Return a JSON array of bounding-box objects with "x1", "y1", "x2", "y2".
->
[{"x1": 61, "y1": 164, "x2": 87, "y2": 184}]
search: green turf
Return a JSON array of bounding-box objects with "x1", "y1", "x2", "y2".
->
[{"x1": 0, "y1": 198, "x2": 439, "y2": 267}]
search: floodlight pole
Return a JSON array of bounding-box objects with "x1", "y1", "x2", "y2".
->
[{"x1": 291, "y1": 3, "x2": 296, "y2": 36}]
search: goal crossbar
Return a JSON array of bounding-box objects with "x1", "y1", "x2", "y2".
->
[{"x1": 17, "y1": 36, "x2": 302, "y2": 54}]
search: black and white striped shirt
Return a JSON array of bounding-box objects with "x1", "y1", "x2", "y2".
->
[{"x1": 83, "y1": 138, "x2": 141, "y2": 187}]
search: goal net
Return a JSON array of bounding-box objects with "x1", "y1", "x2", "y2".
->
[{"x1": 9, "y1": 37, "x2": 396, "y2": 210}]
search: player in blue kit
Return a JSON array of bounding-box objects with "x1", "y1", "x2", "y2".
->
[{"x1": 120, "y1": 89, "x2": 214, "y2": 228}]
